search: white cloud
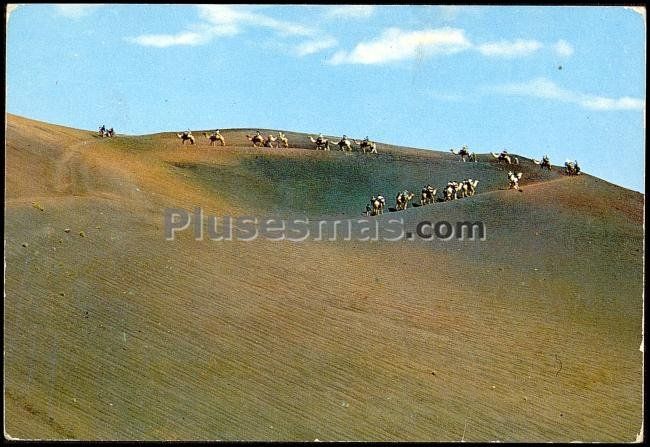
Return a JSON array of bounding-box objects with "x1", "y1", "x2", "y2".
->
[
  {"x1": 580, "y1": 96, "x2": 644, "y2": 111},
  {"x1": 490, "y1": 77, "x2": 644, "y2": 111},
  {"x1": 53, "y1": 4, "x2": 103, "y2": 19},
  {"x1": 127, "y1": 5, "x2": 574, "y2": 69},
  {"x1": 327, "y1": 26, "x2": 565, "y2": 65},
  {"x1": 130, "y1": 5, "x2": 315, "y2": 48},
  {"x1": 328, "y1": 27, "x2": 471, "y2": 65},
  {"x1": 128, "y1": 22, "x2": 237, "y2": 48},
  {"x1": 554, "y1": 39, "x2": 574, "y2": 57},
  {"x1": 325, "y1": 6, "x2": 375, "y2": 19},
  {"x1": 197, "y1": 5, "x2": 313, "y2": 37},
  {"x1": 295, "y1": 38, "x2": 338, "y2": 56},
  {"x1": 477, "y1": 39, "x2": 543, "y2": 58},
  {"x1": 493, "y1": 77, "x2": 569, "y2": 100},
  {"x1": 130, "y1": 31, "x2": 211, "y2": 48}
]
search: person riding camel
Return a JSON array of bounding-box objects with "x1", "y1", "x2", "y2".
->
[{"x1": 316, "y1": 133, "x2": 324, "y2": 144}]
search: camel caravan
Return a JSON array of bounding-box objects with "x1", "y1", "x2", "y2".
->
[
  {"x1": 98, "y1": 125, "x2": 115, "y2": 138},
  {"x1": 174, "y1": 128, "x2": 291, "y2": 149},
  {"x1": 364, "y1": 177, "x2": 482, "y2": 216},
  {"x1": 310, "y1": 134, "x2": 378, "y2": 154},
  {"x1": 168, "y1": 128, "x2": 585, "y2": 206},
  {"x1": 246, "y1": 131, "x2": 289, "y2": 148},
  {"x1": 441, "y1": 179, "x2": 480, "y2": 201},
  {"x1": 168, "y1": 129, "x2": 582, "y2": 186},
  {"x1": 166, "y1": 126, "x2": 588, "y2": 219}
]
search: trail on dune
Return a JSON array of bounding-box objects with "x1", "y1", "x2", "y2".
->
[{"x1": 52, "y1": 139, "x2": 95, "y2": 196}]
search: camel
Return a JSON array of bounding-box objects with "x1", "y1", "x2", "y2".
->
[
  {"x1": 468, "y1": 179, "x2": 479, "y2": 196},
  {"x1": 370, "y1": 195, "x2": 386, "y2": 216},
  {"x1": 246, "y1": 132, "x2": 265, "y2": 147},
  {"x1": 336, "y1": 136, "x2": 354, "y2": 152},
  {"x1": 451, "y1": 146, "x2": 477, "y2": 162},
  {"x1": 564, "y1": 160, "x2": 581, "y2": 176},
  {"x1": 177, "y1": 131, "x2": 195, "y2": 145},
  {"x1": 203, "y1": 131, "x2": 225, "y2": 146},
  {"x1": 491, "y1": 150, "x2": 519, "y2": 165},
  {"x1": 459, "y1": 179, "x2": 479, "y2": 198},
  {"x1": 533, "y1": 155, "x2": 552, "y2": 170},
  {"x1": 264, "y1": 134, "x2": 279, "y2": 148},
  {"x1": 395, "y1": 190, "x2": 415, "y2": 211},
  {"x1": 357, "y1": 138, "x2": 378, "y2": 154},
  {"x1": 420, "y1": 185, "x2": 437, "y2": 205},
  {"x1": 309, "y1": 135, "x2": 330, "y2": 151},
  {"x1": 278, "y1": 132, "x2": 289, "y2": 148},
  {"x1": 444, "y1": 181, "x2": 461, "y2": 201},
  {"x1": 507, "y1": 171, "x2": 523, "y2": 190}
]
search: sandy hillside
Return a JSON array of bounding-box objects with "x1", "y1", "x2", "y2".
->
[{"x1": 4, "y1": 114, "x2": 644, "y2": 441}]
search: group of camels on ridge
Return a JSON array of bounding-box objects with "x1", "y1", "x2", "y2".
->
[
  {"x1": 175, "y1": 131, "x2": 581, "y2": 177},
  {"x1": 308, "y1": 134, "x2": 378, "y2": 154},
  {"x1": 451, "y1": 146, "x2": 581, "y2": 175},
  {"x1": 172, "y1": 131, "x2": 582, "y2": 213},
  {"x1": 366, "y1": 178, "x2": 481, "y2": 217},
  {"x1": 101, "y1": 125, "x2": 580, "y2": 179},
  {"x1": 364, "y1": 148, "x2": 582, "y2": 217},
  {"x1": 175, "y1": 129, "x2": 378, "y2": 154}
]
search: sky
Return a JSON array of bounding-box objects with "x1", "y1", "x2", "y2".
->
[{"x1": 6, "y1": 4, "x2": 646, "y2": 192}]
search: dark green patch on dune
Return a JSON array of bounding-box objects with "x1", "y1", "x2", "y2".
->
[{"x1": 172, "y1": 151, "x2": 559, "y2": 218}]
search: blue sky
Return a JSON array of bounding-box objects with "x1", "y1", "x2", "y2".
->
[{"x1": 6, "y1": 5, "x2": 646, "y2": 192}]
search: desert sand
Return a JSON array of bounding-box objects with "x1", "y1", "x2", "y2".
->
[{"x1": 4, "y1": 114, "x2": 643, "y2": 441}]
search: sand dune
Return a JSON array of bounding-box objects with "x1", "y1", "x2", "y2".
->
[{"x1": 4, "y1": 114, "x2": 643, "y2": 441}]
